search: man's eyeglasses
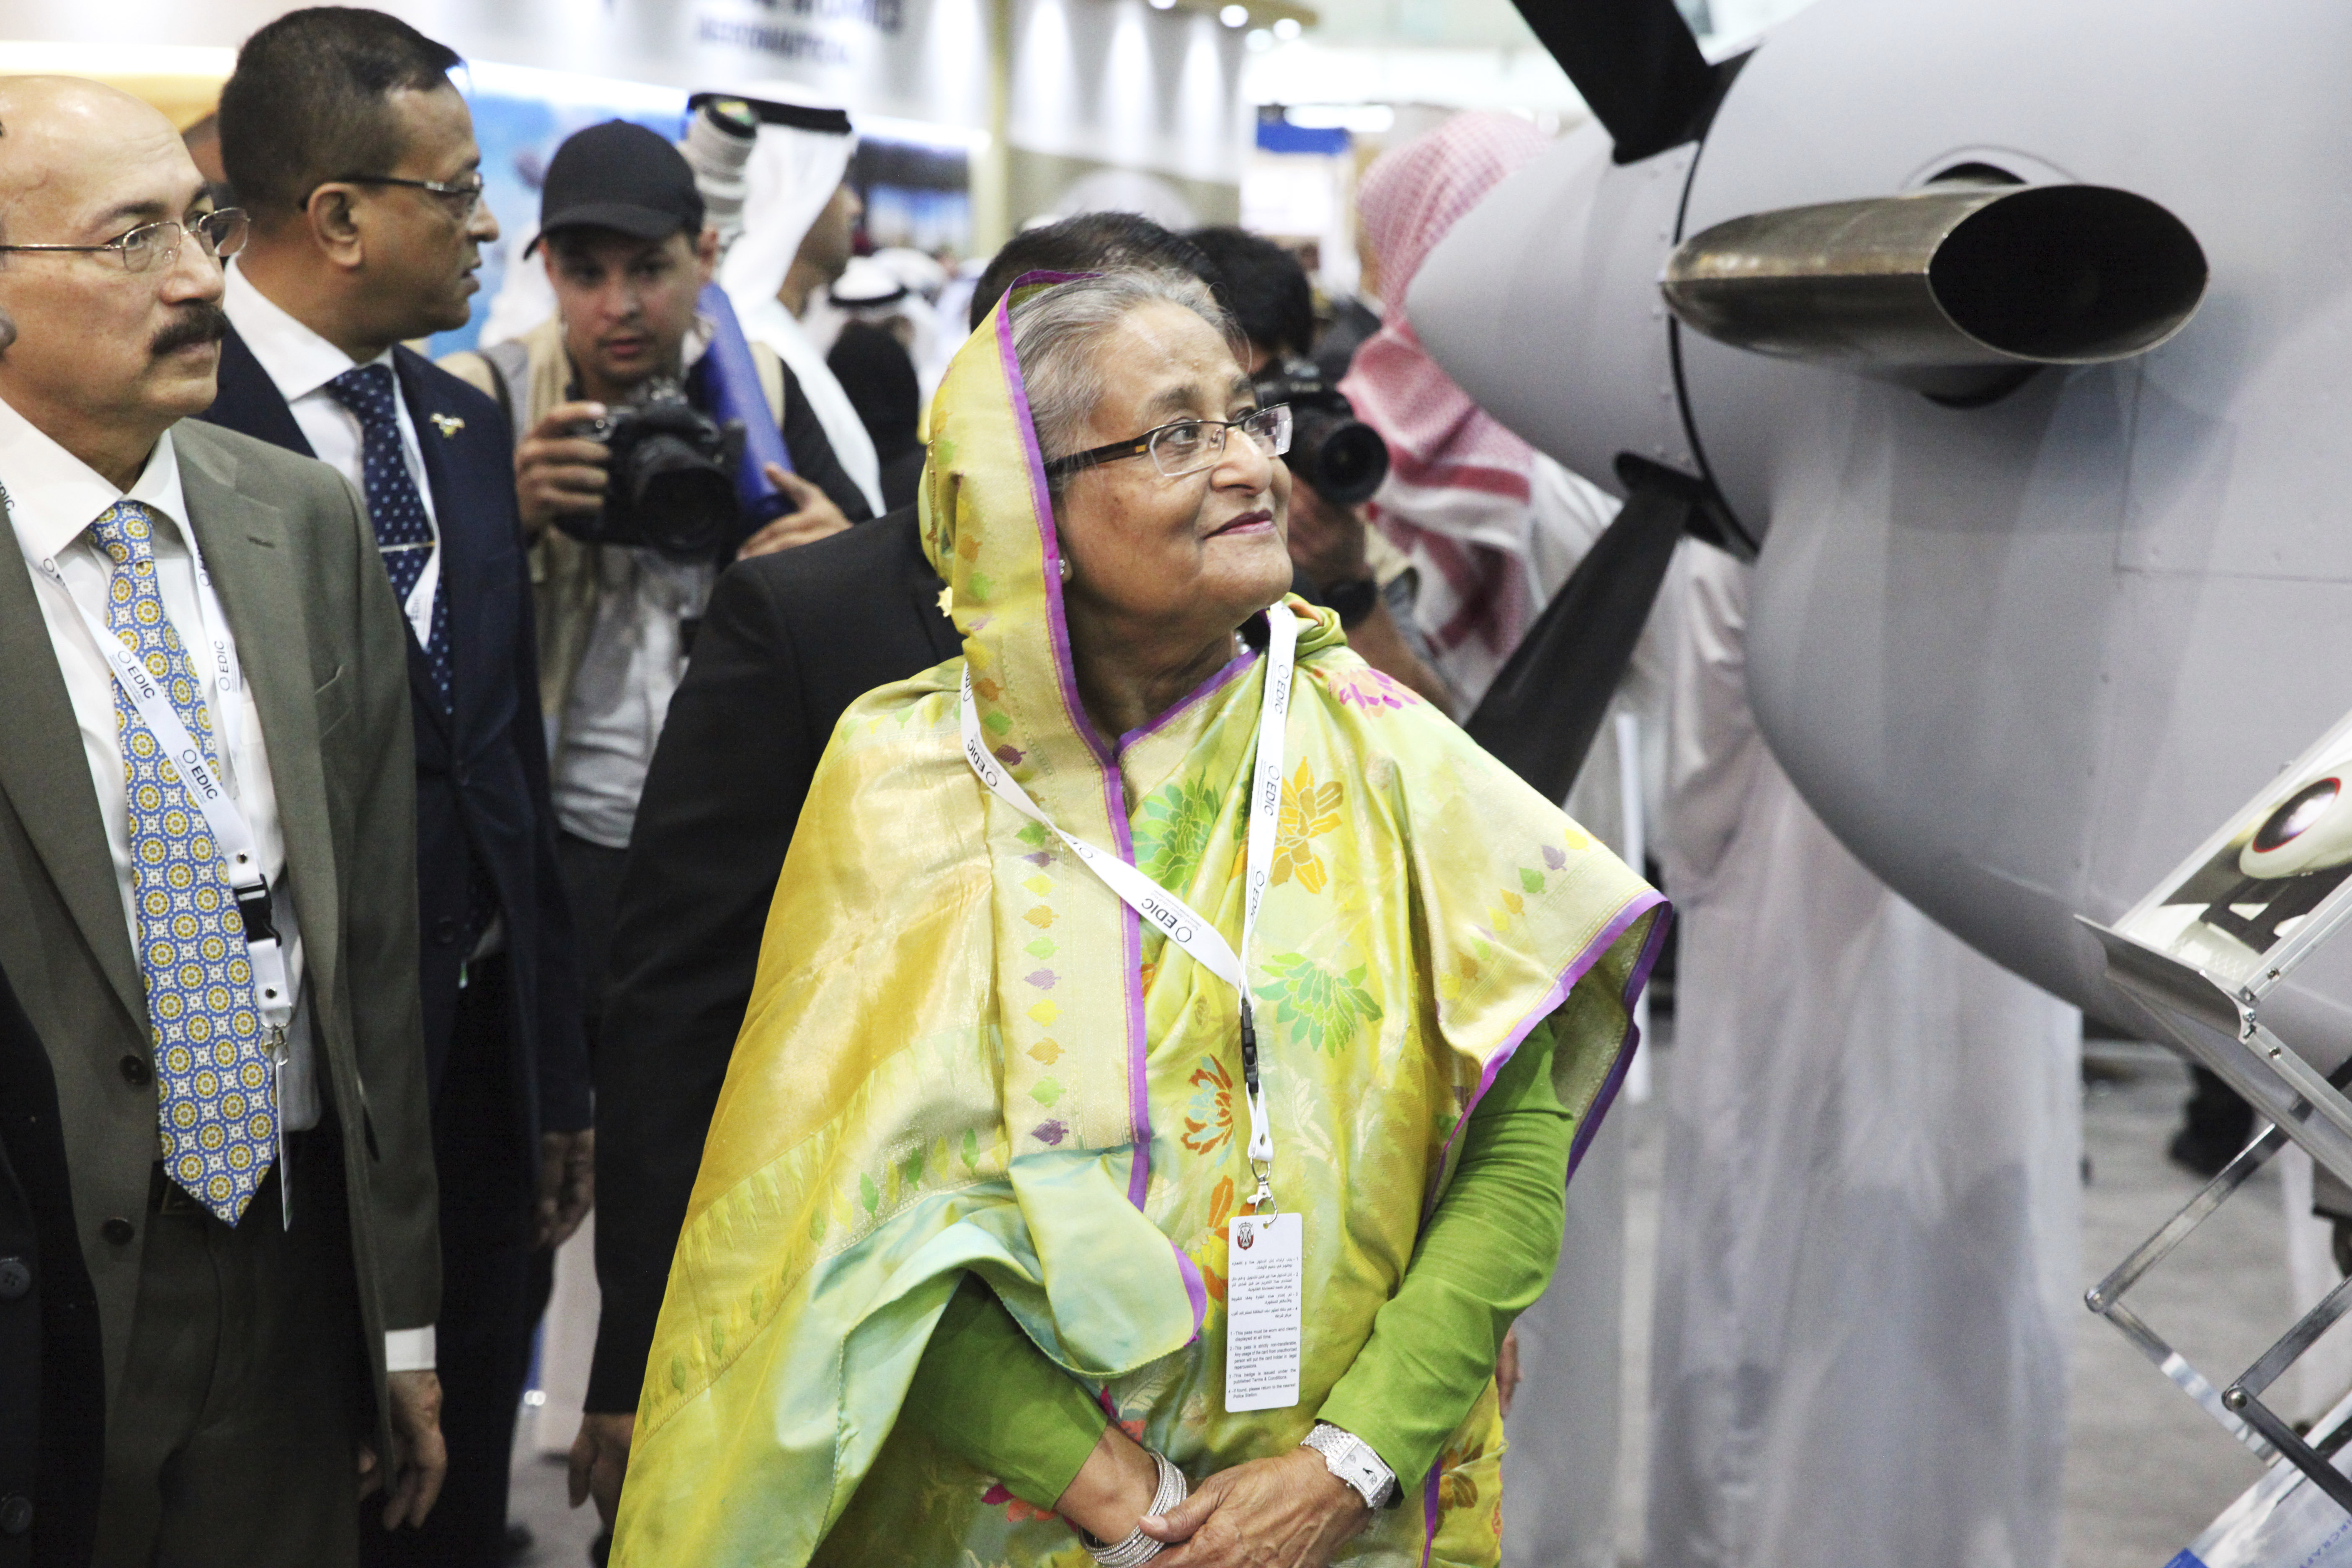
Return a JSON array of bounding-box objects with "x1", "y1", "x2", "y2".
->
[
  {"x1": 326, "y1": 172, "x2": 488, "y2": 220},
  {"x1": 1044, "y1": 405, "x2": 1293, "y2": 482},
  {"x1": 0, "y1": 209, "x2": 248, "y2": 274}
]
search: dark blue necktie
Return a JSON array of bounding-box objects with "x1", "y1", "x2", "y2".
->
[{"x1": 326, "y1": 363, "x2": 451, "y2": 713}]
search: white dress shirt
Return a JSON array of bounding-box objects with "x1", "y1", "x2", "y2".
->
[
  {"x1": 548, "y1": 318, "x2": 723, "y2": 850},
  {"x1": 222, "y1": 263, "x2": 440, "y2": 649},
  {"x1": 227, "y1": 266, "x2": 503, "y2": 991},
  {"x1": 0, "y1": 394, "x2": 435, "y2": 1371},
  {"x1": 551, "y1": 549, "x2": 717, "y2": 849}
]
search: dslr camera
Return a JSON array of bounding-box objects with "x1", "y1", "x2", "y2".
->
[
  {"x1": 553, "y1": 378, "x2": 744, "y2": 559},
  {"x1": 1250, "y1": 357, "x2": 1389, "y2": 506}
]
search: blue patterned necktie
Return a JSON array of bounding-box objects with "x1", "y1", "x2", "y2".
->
[
  {"x1": 326, "y1": 362, "x2": 451, "y2": 713},
  {"x1": 89, "y1": 500, "x2": 278, "y2": 1225}
]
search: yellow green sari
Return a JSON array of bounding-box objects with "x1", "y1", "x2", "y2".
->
[{"x1": 611, "y1": 279, "x2": 1664, "y2": 1567}]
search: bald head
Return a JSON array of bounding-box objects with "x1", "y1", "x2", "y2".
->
[
  {"x1": 0, "y1": 77, "x2": 188, "y2": 215},
  {"x1": 0, "y1": 75, "x2": 230, "y2": 487}
]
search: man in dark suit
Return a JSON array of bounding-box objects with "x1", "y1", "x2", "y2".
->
[
  {"x1": 193, "y1": 13, "x2": 590, "y2": 1564},
  {"x1": 0, "y1": 958, "x2": 102, "y2": 1568},
  {"x1": 566, "y1": 213, "x2": 1217, "y2": 1524},
  {"x1": 0, "y1": 76, "x2": 442, "y2": 1564}
]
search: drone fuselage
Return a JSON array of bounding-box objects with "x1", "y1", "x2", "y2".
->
[{"x1": 1410, "y1": 0, "x2": 2352, "y2": 1056}]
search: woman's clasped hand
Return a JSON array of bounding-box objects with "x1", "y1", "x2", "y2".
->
[
  {"x1": 1134, "y1": 1449, "x2": 1372, "y2": 1567},
  {"x1": 1057, "y1": 1424, "x2": 1372, "y2": 1568}
]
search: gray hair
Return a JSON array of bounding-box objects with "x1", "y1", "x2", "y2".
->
[{"x1": 1008, "y1": 270, "x2": 1243, "y2": 487}]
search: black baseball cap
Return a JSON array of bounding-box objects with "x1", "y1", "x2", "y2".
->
[{"x1": 528, "y1": 120, "x2": 705, "y2": 255}]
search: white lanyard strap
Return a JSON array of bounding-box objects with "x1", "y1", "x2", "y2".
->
[
  {"x1": 1234, "y1": 604, "x2": 1296, "y2": 1203},
  {"x1": 39, "y1": 547, "x2": 295, "y2": 1032},
  {"x1": 960, "y1": 603, "x2": 1300, "y2": 1207}
]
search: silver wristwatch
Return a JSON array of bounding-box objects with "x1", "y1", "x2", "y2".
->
[{"x1": 1301, "y1": 1422, "x2": 1396, "y2": 1509}]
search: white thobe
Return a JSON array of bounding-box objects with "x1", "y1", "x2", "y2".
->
[
  {"x1": 1643, "y1": 544, "x2": 2082, "y2": 1568},
  {"x1": 1498, "y1": 474, "x2": 1681, "y2": 1568}
]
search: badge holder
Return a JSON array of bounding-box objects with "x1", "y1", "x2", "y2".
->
[
  {"x1": 1223, "y1": 1001, "x2": 1302, "y2": 1412},
  {"x1": 2082, "y1": 704, "x2": 2352, "y2": 1514}
]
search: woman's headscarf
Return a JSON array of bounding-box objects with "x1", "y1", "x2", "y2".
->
[
  {"x1": 610, "y1": 276, "x2": 1662, "y2": 1568},
  {"x1": 1341, "y1": 113, "x2": 1553, "y2": 691}
]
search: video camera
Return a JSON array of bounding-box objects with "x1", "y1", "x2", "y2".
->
[{"x1": 1250, "y1": 356, "x2": 1389, "y2": 506}]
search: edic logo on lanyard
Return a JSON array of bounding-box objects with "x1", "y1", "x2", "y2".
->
[
  {"x1": 39, "y1": 522, "x2": 301, "y2": 1220},
  {"x1": 960, "y1": 602, "x2": 1305, "y2": 1411}
]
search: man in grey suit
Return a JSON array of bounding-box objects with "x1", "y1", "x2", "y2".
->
[{"x1": 0, "y1": 77, "x2": 446, "y2": 1564}]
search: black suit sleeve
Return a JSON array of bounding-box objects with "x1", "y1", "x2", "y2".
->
[
  {"x1": 503, "y1": 447, "x2": 591, "y2": 1135},
  {"x1": 778, "y1": 363, "x2": 875, "y2": 524},
  {"x1": 0, "y1": 962, "x2": 101, "y2": 1568},
  {"x1": 584, "y1": 559, "x2": 816, "y2": 1413}
]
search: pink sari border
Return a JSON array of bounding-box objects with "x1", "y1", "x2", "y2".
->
[
  {"x1": 994, "y1": 273, "x2": 1156, "y2": 1210},
  {"x1": 1568, "y1": 896, "x2": 1672, "y2": 1179},
  {"x1": 1173, "y1": 1243, "x2": 1208, "y2": 1342},
  {"x1": 1403, "y1": 894, "x2": 1668, "y2": 1540},
  {"x1": 1118, "y1": 639, "x2": 1260, "y2": 750},
  {"x1": 993, "y1": 271, "x2": 1111, "y2": 766},
  {"x1": 1427, "y1": 889, "x2": 1670, "y2": 1205}
]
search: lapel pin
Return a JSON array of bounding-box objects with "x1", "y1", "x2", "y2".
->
[{"x1": 429, "y1": 413, "x2": 465, "y2": 437}]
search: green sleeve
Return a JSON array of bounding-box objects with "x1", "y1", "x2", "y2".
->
[
  {"x1": 901, "y1": 1274, "x2": 1111, "y2": 1509},
  {"x1": 1316, "y1": 1017, "x2": 1577, "y2": 1488}
]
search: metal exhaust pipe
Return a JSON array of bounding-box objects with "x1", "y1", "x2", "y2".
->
[{"x1": 1662, "y1": 184, "x2": 2208, "y2": 399}]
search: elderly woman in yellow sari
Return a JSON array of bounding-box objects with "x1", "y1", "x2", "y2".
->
[{"x1": 611, "y1": 269, "x2": 1665, "y2": 1568}]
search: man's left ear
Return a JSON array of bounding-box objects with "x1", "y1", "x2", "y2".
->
[
  {"x1": 694, "y1": 224, "x2": 720, "y2": 284},
  {"x1": 307, "y1": 185, "x2": 366, "y2": 268}
]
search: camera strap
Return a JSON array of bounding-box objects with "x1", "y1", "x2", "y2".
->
[{"x1": 959, "y1": 601, "x2": 1299, "y2": 1212}]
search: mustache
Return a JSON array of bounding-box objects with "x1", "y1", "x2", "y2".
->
[{"x1": 150, "y1": 302, "x2": 227, "y2": 358}]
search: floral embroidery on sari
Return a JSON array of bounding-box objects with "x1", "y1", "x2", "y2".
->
[
  {"x1": 1250, "y1": 954, "x2": 1382, "y2": 1054},
  {"x1": 1323, "y1": 664, "x2": 1419, "y2": 712},
  {"x1": 1271, "y1": 761, "x2": 1343, "y2": 893},
  {"x1": 1134, "y1": 776, "x2": 1223, "y2": 886},
  {"x1": 1180, "y1": 1056, "x2": 1235, "y2": 1155}
]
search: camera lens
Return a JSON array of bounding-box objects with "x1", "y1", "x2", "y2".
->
[
  {"x1": 1289, "y1": 406, "x2": 1390, "y2": 506},
  {"x1": 627, "y1": 438, "x2": 740, "y2": 557}
]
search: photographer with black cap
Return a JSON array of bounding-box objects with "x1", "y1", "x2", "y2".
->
[
  {"x1": 1186, "y1": 225, "x2": 1447, "y2": 706},
  {"x1": 443, "y1": 120, "x2": 872, "y2": 1063}
]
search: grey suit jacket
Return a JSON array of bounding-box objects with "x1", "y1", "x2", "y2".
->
[{"x1": 0, "y1": 417, "x2": 437, "y2": 1453}]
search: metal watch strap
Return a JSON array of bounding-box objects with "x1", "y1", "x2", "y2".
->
[{"x1": 1301, "y1": 1421, "x2": 1396, "y2": 1509}]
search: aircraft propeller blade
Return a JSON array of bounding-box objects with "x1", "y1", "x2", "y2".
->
[
  {"x1": 1504, "y1": 0, "x2": 1730, "y2": 162},
  {"x1": 1465, "y1": 464, "x2": 1692, "y2": 805}
]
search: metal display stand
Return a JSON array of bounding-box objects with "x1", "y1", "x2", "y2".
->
[{"x1": 2082, "y1": 917, "x2": 2352, "y2": 1511}]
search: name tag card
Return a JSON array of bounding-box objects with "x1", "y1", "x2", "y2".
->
[{"x1": 1224, "y1": 1211, "x2": 1302, "y2": 1412}]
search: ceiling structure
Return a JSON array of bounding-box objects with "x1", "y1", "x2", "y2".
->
[{"x1": 1243, "y1": 0, "x2": 1825, "y2": 113}]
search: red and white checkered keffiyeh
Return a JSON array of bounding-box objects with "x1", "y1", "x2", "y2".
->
[{"x1": 1341, "y1": 113, "x2": 1553, "y2": 693}]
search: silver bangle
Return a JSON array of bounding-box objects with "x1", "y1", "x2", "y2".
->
[{"x1": 1080, "y1": 1449, "x2": 1189, "y2": 1566}]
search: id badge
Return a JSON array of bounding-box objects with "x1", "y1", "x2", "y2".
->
[{"x1": 1223, "y1": 1210, "x2": 1302, "y2": 1412}]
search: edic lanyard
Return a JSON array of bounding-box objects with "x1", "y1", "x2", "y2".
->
[
  {"x1": 38, "y1": 535, "x2": 298, "y2": 1042},
  {"x1": 960, "y1": 602, "x2": 1299, "y2": 1211}
]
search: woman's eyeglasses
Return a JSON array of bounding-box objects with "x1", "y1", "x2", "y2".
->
[
  {"x1": 0, "y1": 208, "x2": 248, "y2": 273},
  {"x1": 1045, "y1": 404, "x2": 1293, "y2": 482}
]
